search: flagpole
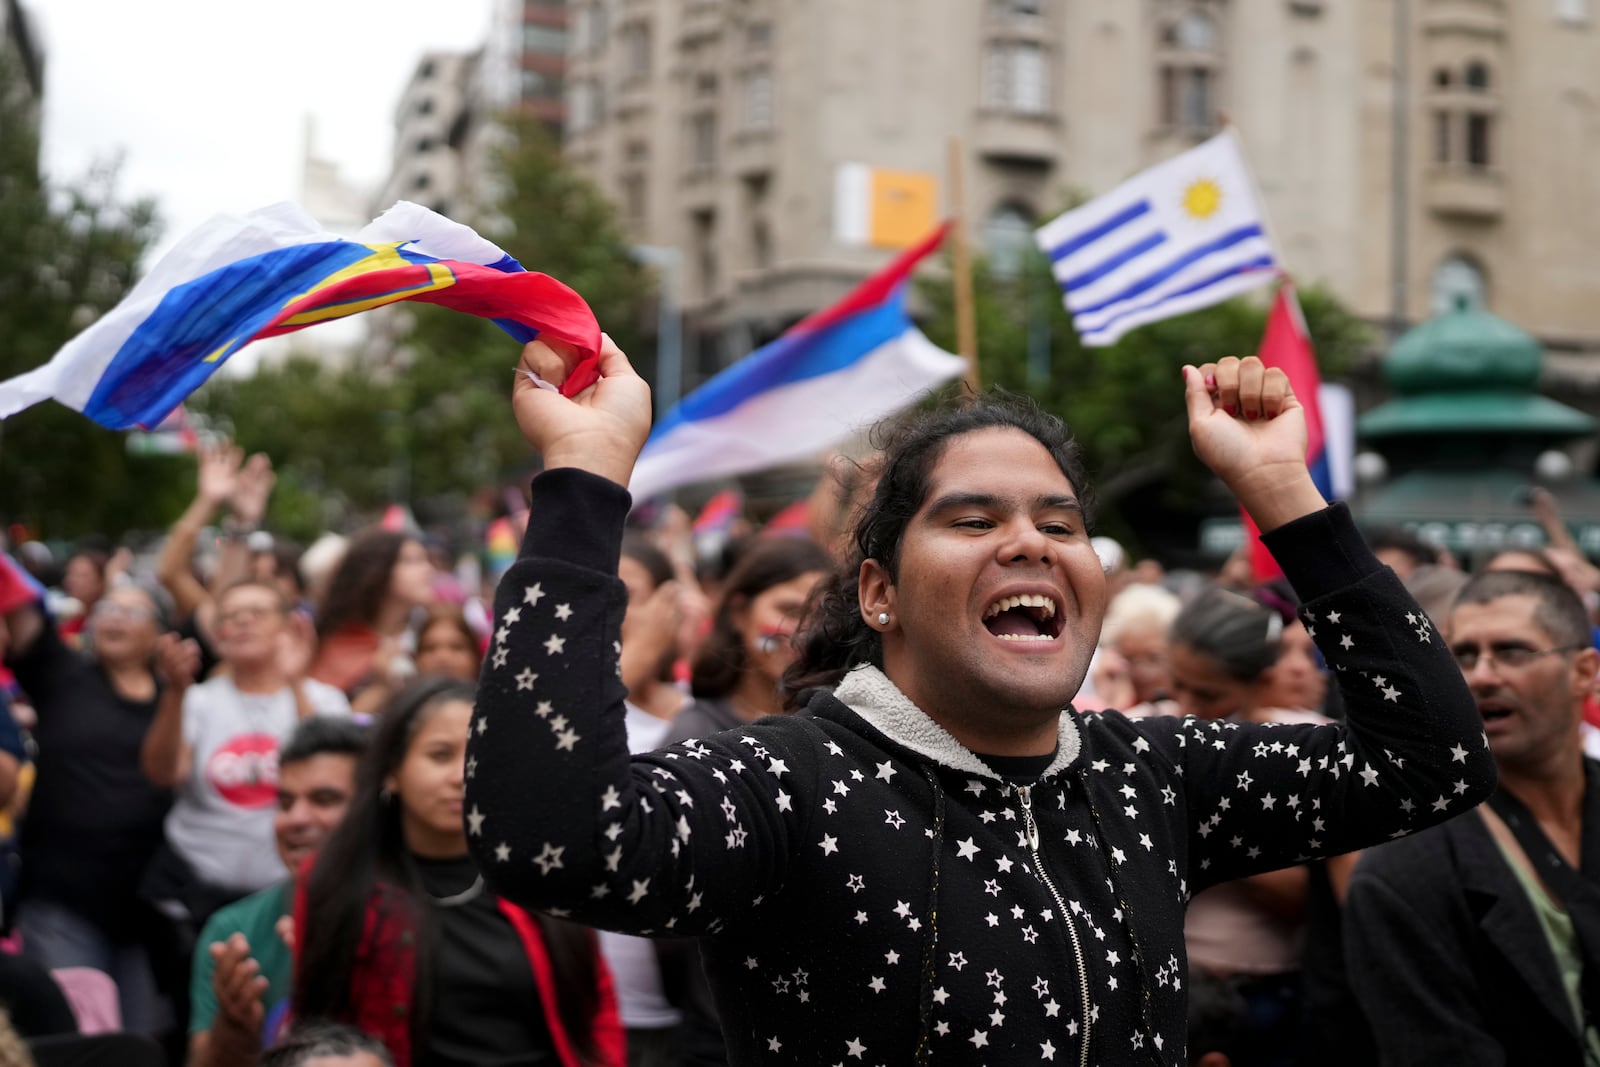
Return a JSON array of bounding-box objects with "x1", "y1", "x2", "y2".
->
[
  {"x1": 946, "y1": 136, "x2": 981, "y2": 393},
  {"x1": 1217, "y1": 117, "x2": 1293, "y2": 303}
]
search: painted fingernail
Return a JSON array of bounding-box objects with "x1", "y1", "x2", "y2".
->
[
  {"x1": 1224, "y1": 405, "x2": 1236, "y2": 417},
  {"x1": 1205, "y1": 375, "x2": 1217, "y2": 389}
]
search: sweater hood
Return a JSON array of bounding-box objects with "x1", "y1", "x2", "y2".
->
[{"x1": 832, "y1": 664, "x2": 1082, "y2": 780}]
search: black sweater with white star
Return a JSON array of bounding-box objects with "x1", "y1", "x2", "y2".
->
[{"x1": 466, "y1": 469, "x2": 1496, "y2": 1067}]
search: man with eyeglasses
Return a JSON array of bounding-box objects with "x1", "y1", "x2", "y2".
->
[
  {"x1": 140, "y1": 579, "x2": 348, "y2": 958},
  {"x1": 1344, "y1": 568, "x2": 1600, "y2": 1065}
]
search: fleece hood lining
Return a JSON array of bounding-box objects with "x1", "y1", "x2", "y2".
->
[{"x1": 833, "y1": 664, "x2": 1082, "y2": 781}]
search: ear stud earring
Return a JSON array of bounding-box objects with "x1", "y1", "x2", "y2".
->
[{"x1": 877, "y1": 612, "x2": 890, "y2": 626}]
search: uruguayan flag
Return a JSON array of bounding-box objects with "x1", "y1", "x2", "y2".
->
[{"x1": 1035, "y1": 130, "x2": 1278, "y2": 347}]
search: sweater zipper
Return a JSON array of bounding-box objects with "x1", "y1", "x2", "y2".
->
[{"x1": 1017, "y1": 784, "x2": 1092, "y2": 1067}]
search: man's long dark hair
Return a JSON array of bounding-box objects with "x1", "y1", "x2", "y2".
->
[
  {"x1": 292, "y1": 677, "x2": 605, "y2": 1062},
  {"x1": 781, "y1": 392, "x2": 1092, "y2": 702}
]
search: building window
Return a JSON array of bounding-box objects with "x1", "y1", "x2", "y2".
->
[
  {"x1": 1431, "y1": 254, "x2": 1487, "y2": 314},
  {"x1": 524, "y1": 23, "x2": 568, "y2": 56},
  {"x1": 572, "y1": 5, "x2": 606, "y2": 54},
  {"x1": 1158, "y1": 8, "x2": 1222, "y2": 134},
  {"x1": 415, "y1": 137, "x2": 435, "y2": 154},
  {"x1": 1465, "y1": 113, "x2": 1492, "y2": 167},
  {"x1": 985, "y1": 42, "x2": 1050, "y2": 114},
  {"x1": 696, "y1": 72, "x2": 719, "y2": 97},
  {"x1": 418, "y1": 98, "x2": 435, "y2": 116},
  {"x1": 742, "y1": 68, "x2": 774, "y2": 130},
  {"x1": 620, "y1": 23, "x2": 651, "y2": 79},
  {"x1": 521, "y1": 69, "x2": 561, "y2": 100},
  {"x1": 991, "y1": 0, "x2": 1043, "y2": 21},
  {"x1": 621, "y1": 173, "x2": 646, "y2": 222},
  {"x1": 1430, "y1": 60, "x2": 1496, "y2": 169},
  {"x1": 985, "y1": 203, "x2": 1035, "y2": 280},
  {"x1": 690, "y1": 111, "x2": 718, "y2": 168},
  {"x1": 569, "y1": 81, "x2": 598, "y2": 132},
  {"x1": 414, "y1": 172, "x2": 432, "y2": 192},
  {"x1": 1432, "y1": 110, "x2": 1451, "y2": 164},
  {"x1": 692, "y1": 210, "x2": 718, "y2": 299},
  {"x1": 746, "y1": 22, "x2": 772, "y2": 48}
]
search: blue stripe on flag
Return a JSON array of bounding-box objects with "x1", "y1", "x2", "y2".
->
[
  {"x1": 1082, "y1": 255, "x2": 1276, "y2": 339},
  {"x1": 82, "y1": 241, "x2": 379, "y2": 427},
  {"x1": 1045, "y1": 200, "x2": 1151, "y2": 264},
  {"x1": 1072, "y1": 224, "x2": 1268, "y2": 320},
  {"x1": 1063, "y1": 230, "x2": 1167, "y2": 292},
  {"x1": 647, "y1": 287, "x2": 910, "y2": 442}
]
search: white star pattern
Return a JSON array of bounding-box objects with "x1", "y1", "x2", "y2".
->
[
  {"x1": 533, "y1": 842, "x2": 565, "y2": 874},
  {"x1": 452, "y1": 538, "x2": 1499, "y2": 1067}
]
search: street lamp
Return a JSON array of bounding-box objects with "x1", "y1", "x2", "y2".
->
[{"x1": 631, "y1": 244, "x2": 684, "y2": 417}]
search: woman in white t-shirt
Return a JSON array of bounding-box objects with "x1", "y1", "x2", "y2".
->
[{"x1": 143, "y1": 579, "x2": 350, "y2": 922}]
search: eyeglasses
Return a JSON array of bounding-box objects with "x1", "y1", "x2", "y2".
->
[
  {"x1": 219, "y1": 605, "x2": 280, "y2": 626},
  {"x1": 1450, "y1": 642, "x2": 1588, "y2": 672},
  {"x1": 91, "y1": 601, "x2": 154, "y2": 622}
]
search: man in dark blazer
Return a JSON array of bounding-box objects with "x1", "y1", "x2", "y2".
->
[{"x1": 1344, "y1": 568, "x2": 1600, "y2": 1064}]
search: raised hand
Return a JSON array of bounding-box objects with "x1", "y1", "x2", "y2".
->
[
  {"x1": 231, "y1": 453, "x2": 276, "y2": 528},
  {"x1": 197, "y1": 439, "x2": 244, "y2": 507},
  {"x1": 209, "y1": 934, "x2": 267, "y2": 1035},
  {"x1": 1183, "y1": 356, "x2": 1327, "y2": 533},
  {"x1": 155, "y1": 633, "x2": 201, "y2": 692},
  {"x1": 513, "y1": 333, "x2": 653, "y2": 487}
]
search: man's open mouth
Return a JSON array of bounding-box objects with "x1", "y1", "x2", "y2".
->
[
  {"x1": 982, "y1": 594, "x2": 1063, "y2": 642},
  {"x1": 1479, "y1": 702, "x2": 1514, "y2": 723}
]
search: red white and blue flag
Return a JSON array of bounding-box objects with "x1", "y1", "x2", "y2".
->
[
  {"x1": 0, "y1": 554, "x2": 46, "y2": 616},
  {"x1": 0, "y1": 202, "x2": 603, "y2": 430},
  {"x1": 1247, "y1": 282, "x2": 1332, "y2": 580},
  {"x1": 628, "y1": 224, "x2": 965, "y2": 502}
]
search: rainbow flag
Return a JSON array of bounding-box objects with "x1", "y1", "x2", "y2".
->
[{"x1": 0, "y1": 202, "x2": 602, "y2": 430}]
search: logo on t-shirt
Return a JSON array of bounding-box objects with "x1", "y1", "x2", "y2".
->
[{"x1": 205, "y1": 733, "x2": 281, "y2": 808}]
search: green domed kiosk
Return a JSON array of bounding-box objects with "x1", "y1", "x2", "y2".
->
[{"x1": 1355, "y1": 299, "x2": 1600, "y2": 556}]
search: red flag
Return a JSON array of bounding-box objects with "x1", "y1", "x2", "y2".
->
[{"x1": 1243, "y1": 283, "x2": 1329, "y2": 582}]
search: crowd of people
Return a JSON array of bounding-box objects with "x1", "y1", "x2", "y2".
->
[{"x1": 0, "y1": 344, "x2": 1590, "y2": 1066}]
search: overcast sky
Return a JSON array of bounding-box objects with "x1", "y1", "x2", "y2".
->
[{"x1": 34, "y1": 0, "x2": 495, "y2": 258}]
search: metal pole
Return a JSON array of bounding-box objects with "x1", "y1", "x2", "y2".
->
[{"x1": 1390, "y1": 0, "x2": 1411, "y2": 339}]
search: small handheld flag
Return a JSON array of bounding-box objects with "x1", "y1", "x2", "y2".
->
[
  {"x1": 1034, "y1": 130, "x2": 1278, "y2": 347},
  {"x1": 0, "y1": 201, "x2": 603, "y2": 430}
]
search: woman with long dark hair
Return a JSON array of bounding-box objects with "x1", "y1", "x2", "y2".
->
[
  {"x1": 309, "y1": 530, "x2": 435, "y2": 714},
  {"x1": 661, "y1": 538, "x2": 830, "y2": 747},
  {"x1": 291, "y1": 678, "x2": 623, "y2": 1067}
]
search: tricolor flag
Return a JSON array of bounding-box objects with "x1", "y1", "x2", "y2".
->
[
  {"x1": 1034, "y1": 130, "x2": 1278, "y2": 346},
  {"x1": 0, "y1": 554, "x2": 46, "y2": 616},
  {"x1": 0, "y1": 201, "x2": 603, "y2": 430},
  {"x1": 692, "y1": 490, "x2": 743, "y2": 537},
  {"x1": 628, "y1": 224, "x2": 966, "y2": 502},
  {"x1": 1246, "y1": 283, "x2": 1332, "y2": 581}
]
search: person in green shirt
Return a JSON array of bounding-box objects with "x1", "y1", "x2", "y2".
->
[{"x1": 190, "y1": 715, "x2": 368, "y2": 1067}]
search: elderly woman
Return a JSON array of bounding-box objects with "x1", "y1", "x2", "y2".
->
[{"x1": 1, "y1": 583, "x2": 181, "y2": 1035}]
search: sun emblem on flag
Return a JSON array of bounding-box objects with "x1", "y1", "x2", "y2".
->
[{"x1": 1181, "y1": 178, "x2": 1224, "y2": 220}]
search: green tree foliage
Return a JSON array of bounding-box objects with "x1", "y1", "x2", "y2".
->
[
  {"x1": 917, "y1": 247, "x2": 1371, "y2": 552},
  {"x1": 0, "y1": 55, "x2": 169, "y2": 540},
  {"x1": 197, "y1": 114, "x2": 654, "y2": 535}
]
